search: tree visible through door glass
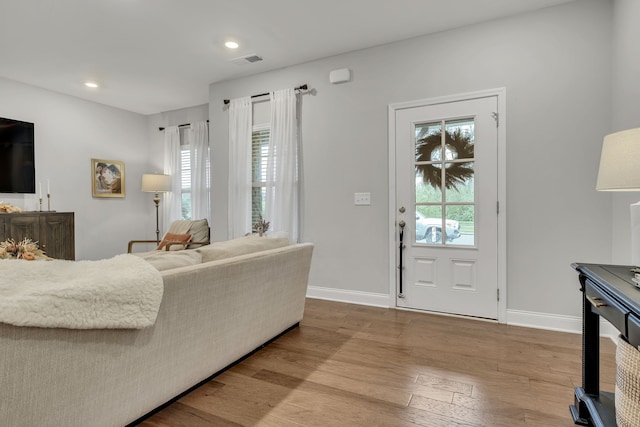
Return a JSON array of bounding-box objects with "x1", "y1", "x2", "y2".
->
[{"x1": 414, "y1": 119, "x2": 475, "y2": 246}]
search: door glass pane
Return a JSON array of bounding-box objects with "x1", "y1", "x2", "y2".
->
[
  {"x1": 445, "y1": 162, "x2": 474, "y2": 203},
  {"x1": 446, "y1": 205, "x2": 474, "y2": 246},
  {"x1": 444, "y1": 119, "x2": 475, "y2": 160},
  {"x1": 415, "y1": 122, "x2": 442, "y2": 164},
  {"x1": 416, "y1": 206, "x2": 443, "y2": 244},
  {"x1": 416, "y1": 171, "x2": 441, "y2": 203}
]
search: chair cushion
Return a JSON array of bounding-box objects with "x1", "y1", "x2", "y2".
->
[
  {"x1": 167, "y1": 219, "x2": 209, "y2": 248},
  {"x1": 196, "y1": 234, "x2": 289, "y2": 263},
  {"x1": 156, "y1": 233, "x2": 192, "y2": 251},
  {"x1": 188, "y1": 219, "x2": 210, "y2": 246},
  {"x1": 167, "y1": 220, "x2": 192, "y2": 235}
]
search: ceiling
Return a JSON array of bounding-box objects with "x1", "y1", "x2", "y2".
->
[{"x1": 0, "y1": 0, "x2": 576, "y2": 115}]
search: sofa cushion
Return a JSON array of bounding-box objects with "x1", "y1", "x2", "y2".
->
[
  {"x1": 135, "y1": 249, "x2": 202, "y2": 271},
  {"x1": 157, "y1": 233, "x2": 192, "y2": 251},
  {"x1": 196, "y1": 234, "x2": 289, "y2": 263}
]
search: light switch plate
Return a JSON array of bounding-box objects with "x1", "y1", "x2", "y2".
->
[{"x1": 354, "y1": 192, "x2": 371, "y2": 205}]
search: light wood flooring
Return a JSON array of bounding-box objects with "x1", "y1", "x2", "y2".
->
[{"x1": 140, "y1": 298, "x2": 617, "y2": 426}]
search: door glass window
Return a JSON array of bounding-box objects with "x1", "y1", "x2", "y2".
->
[{"x1": 414, "y1": 119, "x2": 475, "y2": 246}]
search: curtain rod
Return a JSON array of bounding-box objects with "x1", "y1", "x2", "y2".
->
[
  {"x1": 158, "y1": 120, "x2": 209, "y2": 132},
  {"x1": 223, "y1": 84, "x2": 308, "y2": 105}
]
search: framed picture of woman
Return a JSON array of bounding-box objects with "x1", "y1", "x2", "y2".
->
[{"x1": 92, "y1": 158, "x2": 125, "y2": 198}]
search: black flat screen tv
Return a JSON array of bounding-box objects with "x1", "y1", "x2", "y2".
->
[{"x1": 0, "y1": 117, "x2": 35, "y2": 194}]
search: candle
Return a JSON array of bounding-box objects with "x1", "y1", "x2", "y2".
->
[{"x1": 47, "y1": 180, "x2": 50, "y2": 195}]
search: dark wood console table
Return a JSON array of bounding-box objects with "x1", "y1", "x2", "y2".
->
[{"x1": 570, "y1": 263, "x2": 640, "y2": 426}]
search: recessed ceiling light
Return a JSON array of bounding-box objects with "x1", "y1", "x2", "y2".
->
[
  {"x1": 85, "y1": 82, "x2": 99, "y2": 88},
  {"x1": 225, "y1": 41, "x2": 239, "y2": 49}
]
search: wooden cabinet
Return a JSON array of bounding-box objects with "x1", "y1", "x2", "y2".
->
[{"x1": 0, "y1": 212, "x2": 75, "y2": 260}]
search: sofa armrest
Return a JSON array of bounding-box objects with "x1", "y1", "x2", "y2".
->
[{"x1": 128, "y1": 240, "x2": 160, "y2": 253}]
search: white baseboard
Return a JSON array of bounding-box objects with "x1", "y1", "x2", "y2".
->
[
  {"x1": 306, "y1": 286, "x2": 390, "y2": 307},
  {"x1": 306, "y1": 287, "x2": 619, "y2": 341},
  {"x1": 506, "y1": 309, "x2": 582, "y2": 333},
  {"x1": 506, "y1": 309, "x2": 619, "y2": 340}
]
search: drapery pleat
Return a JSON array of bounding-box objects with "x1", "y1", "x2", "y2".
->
[
  {"x1": 228, "y1": 97, "x2": 253, "y2": 238},
  {"x1": 265, "y1": 88, "x2": 299, "y2": 243},
  {"x1": 163, "y1": 126, "x2": 182, "y2": 234},
  {"x1": 190, "y1": 121, "x2": 210, "y2": 222}
]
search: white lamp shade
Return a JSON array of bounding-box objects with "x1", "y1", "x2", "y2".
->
[
  {"x1": 141, "y1": 174, "x2": 171, "y2": 193},
  {"x1": 596, "y1": 128, "x2": 640, "y2": 191}
]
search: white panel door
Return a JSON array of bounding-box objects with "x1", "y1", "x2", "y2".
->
[{"x1": 395, "y1": 96, "x2": 498, "y2": 319}]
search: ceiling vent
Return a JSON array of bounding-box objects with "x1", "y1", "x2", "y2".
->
[{"x1": 230, "y1": 54, "x2": 263, "y2": 65}]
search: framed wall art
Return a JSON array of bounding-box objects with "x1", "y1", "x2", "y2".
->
[{"x1": 92, "y1": 158, "x2": 125, "y2": 198}]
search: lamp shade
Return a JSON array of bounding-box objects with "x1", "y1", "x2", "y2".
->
[
  {"x1": 141, "y1": 174, "x2": 171, "y2": 193},
  {"x1": 596, "y1": 128, "x2": 640, "y2": 191}
]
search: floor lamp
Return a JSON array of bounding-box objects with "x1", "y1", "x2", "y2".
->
[
  {"x1": 141, "y1": 174, "x2": 172, "y2": 243},
  {"x1": 596, "y1": 128, "x2": 640, "y2": 266}
]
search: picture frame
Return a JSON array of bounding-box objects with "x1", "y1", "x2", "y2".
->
[{"x1": 92, "y1": 158, "x2": 125, "y2": 198}]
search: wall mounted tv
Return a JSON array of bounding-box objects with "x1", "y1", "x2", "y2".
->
[{"x1": 0, "y1": 117, "x2": 35, "y2": 194}]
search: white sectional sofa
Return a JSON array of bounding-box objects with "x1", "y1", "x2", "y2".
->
[{"x1": 0, "y1": 236, "x2": 313, "y2": 427}]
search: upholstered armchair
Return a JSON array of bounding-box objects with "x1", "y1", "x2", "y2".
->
[{"x1": 127, "y1": 219, "x2": 210, "y2": 253}]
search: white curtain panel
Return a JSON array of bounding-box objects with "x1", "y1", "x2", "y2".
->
[
  {"x1": 266, "y1": 88, "x2": 299, "y2": 243},
  {"x1": 190, "y1": 121, "x2": 210, "y2": 222},
  {"x1": 163, "y1": 126, "x2": 182, "y2": 234},
  {"x1": 228, "y1": 97, "x2": 253, "y2": 238}
]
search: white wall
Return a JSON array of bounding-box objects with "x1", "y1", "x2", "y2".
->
[
  {"x1": 147, "y1": 104, "x2": 210, "y2": 152},
  {"x1": 146, "y1": 104, "x2": 209, "y2": 168},
  {"x1": 610, "y1": 0, "x2": 640, "y2": 264},
  {"x1": 0, "y1": 77, "x2": 153, "y2": 260},
  {"x1": 210, "y1": 0, "x2": 613, "y2": 318}
]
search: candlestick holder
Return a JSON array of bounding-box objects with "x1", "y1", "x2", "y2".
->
[
  {"x1": 39, "y1": 197, "x2": 43, "y2": 212},
  {"x1": 47, "y1": 193, "x2": 51, "y2": 211}
]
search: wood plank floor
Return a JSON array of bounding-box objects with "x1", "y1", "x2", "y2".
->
[{"x1": 140, "y1": 298, "x2": 617, "y2": 426}]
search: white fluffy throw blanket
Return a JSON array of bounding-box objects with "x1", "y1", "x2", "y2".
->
[{"x1": 0, "y1": 254, "x2": 163, "y2": 329}]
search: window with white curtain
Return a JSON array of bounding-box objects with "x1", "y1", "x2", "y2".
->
[
  {"x1": 251, "y1": 125, "x2": 270, "y2": 224},
  {"x1": 179, "y1": 127, "x2": 210, "y2": 220},
  {"x1": 228, "y1": 89, "x2": 297, "y2": 241}
]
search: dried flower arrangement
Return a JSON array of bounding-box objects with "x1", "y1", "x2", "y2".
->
[
  {"x1": 0, "y1": 202, "x2": 23, "y2": 213},
  {"x1": 253, "y1": 215, "x2": 270, "y2": 237},
  {"x1": 0, "y1": 238, "x2": 48, "y2": 260}
]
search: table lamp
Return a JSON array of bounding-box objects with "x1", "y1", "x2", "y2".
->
[
  {"x1": 141, "y1": 173, "x2": 172, "y2": 242},
  {"x1": 596, "y1": 128, "x2": 640, "y2": 265}
]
